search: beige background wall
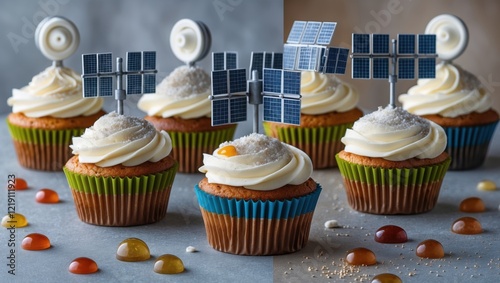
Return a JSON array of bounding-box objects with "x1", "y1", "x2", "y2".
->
[{"x1": 284, "y1": 0, "x2": 500, "y2": 113}]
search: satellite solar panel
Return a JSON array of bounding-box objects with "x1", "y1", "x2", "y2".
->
[
  {"x1": 99, "y1": 77, "x2": 113, "y2": 97},
  {"x1": 83, "y1": 77, "x2": 97, "y2": 97},
  {"x1": 323, "y1": 47, "x2": 338, "y2": 74},
  {"x1": 143, "y1": 51, "x2": 156, "y2": 70},
  {"x1": 398, "y1": 34, "x2": 415, "y2": 54},
  {"x1": 297, "y1": 46, "x2": 312, "y2": 70},
  {"x1": 273, "y1": 53, "x2": 283, "y2": 69},
  {"x1": 287, "y1": 21, "x2": 306, "y2": 44},
  {"x1": 352, "y1": 34, "x2": 370, "y2": 54},
  {"x1": 82, "y1": 54, "x2": 97, "y2": 74},
  {"x1": 283, "y1": 45, "x2": 298, "y2": 70},
  {"x1": 352, "y1": 57, "x2": 370, "y2": 79},
  {"x1": 127, "y1": 52, "x2": 141, "y2": 72},
  {"x1": 301, "y1": 21, "x2": 321, "y2": 44},
  {"x1": 212, "y1": 52, "x2": 225, "y2": 71},
  {"x1": 250, "y1": 52, "x2": 264, "y2": 79},
  {"x1": 264, "y1": 53, "x2": 273, "y2": 68},
  {"x1": 226, "y1": 52, "x2": 237, "y2": 69},
  {"x1": 127, "y1": 74, "x2": 142, "y2": 94},
  {"x1": 418, "y1": 58, "x2": 436, "y2": 78},
  {"x1": 211, "y1": 70, "x2": 228, "y2": 96},
  {"x1": 263, "y1": 68, "x2": 282, "y2": 94},
  {"x1": 283, "y1": 70, "x2": 301, "y2": 96},
  {"x1": 418, "y1": 34, "x2": 436, "y2": 54},
  {"x1": 316, "y1": 22, "x2": 336, "y2": 45},
  {"x1": 335, "y1": 48, "x2": 349, "y2": 74},
  {"x1": 263, "y1": 96, "x2": 282, "y2": 123},
  {"x1": 283, "y1": 98, "x2": 301, "y2": 125},
  {"x1": 211, "y1": 99, "x2": 229, "y2": 125},
  {"x1": 372, "y1": 34, "x2": 389, "y2": 54},
  {"x1": 98, "y1": 53, "x2": 113, "y2": 73},
  {"x1": 143, "y1": 74, "x2": 156, "y2": 93},
  {"x1": 372, "y1": 58, "x2": 389, "y2": 79},
  {"x1": 228, "y1": 69, "x2": 247, "y2": 93},
  {"x1": 229, "y1": 96, "x2": 247, "y2": 123},
  {"x1": 398, "y1": 58, "x2": 415, "y2": 79}
]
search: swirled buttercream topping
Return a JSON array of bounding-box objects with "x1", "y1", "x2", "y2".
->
[
  {"x1": 399, "y1": 62, "x2": 490, "y2": 117},
  {"x1": 70, "y1": 112, "x2": 172, "y2": 167},
  {"x1": 301, "y1": 71, "x2": 358, "y2": 115},
  {"x1": 341, "y1": 106, "x2": 446, "y2": 161},
  {"x1": 7, "y1": 66, "x2": 103, "y2": 118},
  {"x1": 199, "y1": 133, "x2": 313, "y2": 191},
  {"x1": 137, "y1": 65, "x2": 211, "y2": 119}
]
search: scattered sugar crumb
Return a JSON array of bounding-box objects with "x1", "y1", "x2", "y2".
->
[
  {"x1": 324, "y1": 220, "x2": 340, "y2": 229},
  {"x1": 186, "y1": 246, "x2": 197, "y2": 253}
]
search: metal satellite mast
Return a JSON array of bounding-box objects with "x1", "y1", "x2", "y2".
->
[
  {"x1": 81, "y1": 51, "x2": 157, "y2": 115},
  {"x1": 350, "y1": 32, "x2": 437, "y2": 107},
  {"x1": 35, "y1": 16, "x2": 80, "y2": 67}
]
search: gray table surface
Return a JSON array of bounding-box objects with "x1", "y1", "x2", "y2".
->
[{"x1": 0, "y1": 113, "x2": 499, "y2": 283}]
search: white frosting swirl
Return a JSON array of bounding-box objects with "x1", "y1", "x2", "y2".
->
[
  {"x1": 138, "y1": 65, "x2": 211, "y2": 119},
  {"x1": 7, "y1": 66, "x2": 103, "y2": 118},
  {"x1": 399, "y1": 62, "x2": 490, "y2": 117},
  {"x1": 199, "y1": 133, "x2": 313, "y2": 191},
  {"x1": 70, "y1": 112, "x2": 172, "y2": 167},
  {"x1": 342, "y1": 106, "x2": 447, "y2": 161},
  {"x1": 301, "y1": 71, "x2": 358, "y2": 115}
]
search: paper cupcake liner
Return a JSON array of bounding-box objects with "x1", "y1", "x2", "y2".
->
[
  {"x1": 336, "y1": 155, "x2": 450, "y2": 214},
  {"x1": 7, "y1": 120, "x2": 83, "y2": 171},
  {"x1": 169, "y1": 126, "x2": 236, "y2": 173},
  {"x1": 195, "y1": 184, "x2": 321, "y2": 255},
  {"x1": 263, "y1": 122, "x2": 352, "y2": 169},
  {"x1": 63, "y1": 163, "x2": 178, "y2": 226},
  {"x1": 443, "y1": 121, "x2": 498, "y2": 170}
]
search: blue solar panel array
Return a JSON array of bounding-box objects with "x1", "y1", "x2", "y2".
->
[
  {"x1": 262, "y1": 68, "x2": 301, "y2": 125},
  {"x1": 82, "y1": 53, "x2": 114, "y2": 97},
  {"x1": 263, "y1": 96, "x2": 301, "y2": 125},
  {"x1": 250, "y1": 52, "x2": 283, "y2": 80},
  {"x1": 211, "y1": 96, "x2": 247, "y2": 126},
  {"x1": 126, "y1": 51, "x2": 157, "y2": 95},
  {"x1": 212, "y1": 52, "x2": 238, "y2": 71}
]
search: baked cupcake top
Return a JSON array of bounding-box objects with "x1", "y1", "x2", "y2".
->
[
  {"x1": 399, "y1": 62, "x2": 491, "y2": 117},
  {"x1": 137, "y1": 65, "x2": 211, "y2": 119},
  {"x1": 70, "y1": 112, "x2": 172, "y2": 167},
  {"x1": 7, "y1": 66, "x2": 103, "y2": 118},
  {"x1": 301, "y1": 71, "x2": 358, "y2": 115},
  {"x1": 341, "y1": 106, "x2": 447, "y2": 161},
  {"x1": 199, "y1": 133, "x2": 313, "y2": 191}
]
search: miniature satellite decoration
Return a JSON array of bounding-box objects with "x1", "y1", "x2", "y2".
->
[
  {"x1": 35, "y1": 16, "x2": 80, "y2": 67},
  {"x1": 170, "y1": 19, "x2": 211, "y2": 66},
  {"x1": 350, "y1": 30, "x2": 437, "y2": 106},
  {"x1": 425, "y1": 14, "x2": 469, "y2": 62},
  {"x1": 81, "y1": 51, "x2": 157, "y2": 115}
]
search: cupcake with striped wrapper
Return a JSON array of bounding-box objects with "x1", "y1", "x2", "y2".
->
[{"x1": 196, "y1": 133, "x2": 321, "y2": 255}]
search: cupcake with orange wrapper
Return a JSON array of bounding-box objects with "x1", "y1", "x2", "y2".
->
[
  {"x1": 63, "y1": 112, "x2": 178, "y2": 226},
  {"x1": 263, "y1": 71, "x2": 362, "y2": 169},
  {"x1": 336, "y1": 106, "x2": 451, "y2": 215},
  {"x1": 195, "y1": 133, "x2": 321, "y2": 255}
]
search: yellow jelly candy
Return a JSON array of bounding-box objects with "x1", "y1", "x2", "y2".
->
[
  {"x1": 217, "y1": 145, "x2": 238, "y2": 157},
  {"x1": 1, "y1": 213, "x2": 28, "y2": 228},
  {"x1": 153, "y1": 254, "x2": 185, "y2": 274},
  {"x1": 116, "y1": 238, "x2": 150, "y2": 262},
  {"x1": 477, "y1": 180, "x2": 497, "y2": 191}
]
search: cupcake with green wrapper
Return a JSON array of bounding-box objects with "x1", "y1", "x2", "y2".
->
[
  {"x1": 63, "y1": 112, "x2": 178, "y2": 226},
  {"x1": 196, "y1": 133, "x2": 321, "y2": 255},
  {"x1": 263, "y1": 71, "x2": 362, "y2": 169},
  {"x1": 336, "y1": 106, "x2": 451, "y2": 215}
]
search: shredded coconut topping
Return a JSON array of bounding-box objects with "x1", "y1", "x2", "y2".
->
[{"x1": 353, "y1": 106, "x2": 430, "y2": 135}]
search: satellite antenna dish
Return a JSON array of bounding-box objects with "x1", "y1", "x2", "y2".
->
[
  {"x1": 35, "y1": 16, "x2": 80, "y2": 67},
  {"x1": 425, "y1": 14, "x2": 468, "y2": 62},
  {"x1": 351, "y1": 32, "x2": 437, "y2": 107},
  {"x1": 170, "y1": 19, "x2": 211, "y2": 66}
]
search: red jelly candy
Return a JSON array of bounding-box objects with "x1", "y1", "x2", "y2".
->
[{"x1": 374, "y1": 225, "x2": 408, "y2": 243}]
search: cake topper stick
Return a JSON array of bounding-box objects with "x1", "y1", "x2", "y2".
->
[
  {"x1": 81, "y1": 51, "x2": 157, "y2": 115},
  {"x1": 170, "y1": 19, "x2": 211, "y2": 67},
  {"x1": 425, "y1": 14, "x2": 469, "y2": 64},
  {"x1": 350, "y1": 32, "x2": 438, "y2": 108},
  {"x1": 35, "y1": 16, "x2": 80, "y2": 67}
]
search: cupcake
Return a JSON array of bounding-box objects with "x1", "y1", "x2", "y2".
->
[
  {"x1": 399, "y1": 62, "x2": 499, "y2": 170},
  {"x1": 336, "y1": 106, "x2": 451, "y2": 215},
  {"x1": 263, "y1": 71, "x2": 362, "y2": 169},
  {"x1": 63, "y1": 112, "x2": 178, "y2": 226},
  {"x1": 196, "y1": 133, "x2": 321, "y2": 255},
  {"x1": 138, "y1": 65, "x2": 236, "y2": 173},
  {"x1": 6, "y1": 66, "x2": 105, "y2": 171}
]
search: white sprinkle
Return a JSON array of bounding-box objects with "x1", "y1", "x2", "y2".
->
[
  {"x1": 324, "y1": 220, "x2": 340, "y2": 228},
  {"x1": 186, "y1": 246, "x2": 197, "y2": 253}
]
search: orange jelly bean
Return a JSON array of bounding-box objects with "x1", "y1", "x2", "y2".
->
[
  {"x1": 416, "y1": 239, "x2": 444, "y2": 258},
  {"x1": 11, "y1": 178, "x2": 28, "y2": 190},
  {"x1": 35, "y1": 188, "x2": 59, "y2": 204},
  {"x1": 451, "y1": 216, "x2": 483, "y2": 235},
  {"x1": 217, "y1": 145, "x2": 238, "y2": 157},
  {"x1": 371, "y1": 273, "x2": 402, "y2": 283},
  {"x1": 69, "y1": 257, "x2": 98, "y2": 274},
  {"x1": 153, "y1": 254, "x2": 185, "y2": 274},
  {"x1": 459, "y1": 197, "x2": 485, "y2": 213},
  {"x1": 116, "y1": 238, "x2": 150, "y2": 262},
  {"x1": 1, "y1": 213, "x2": 28, "y2": 228},
  {"x1": 345, "y1": 247, "x2": 377, "y2": 266},
  {"x1": 22, "y1": 233, "x2": 51, "y2": 250}
]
